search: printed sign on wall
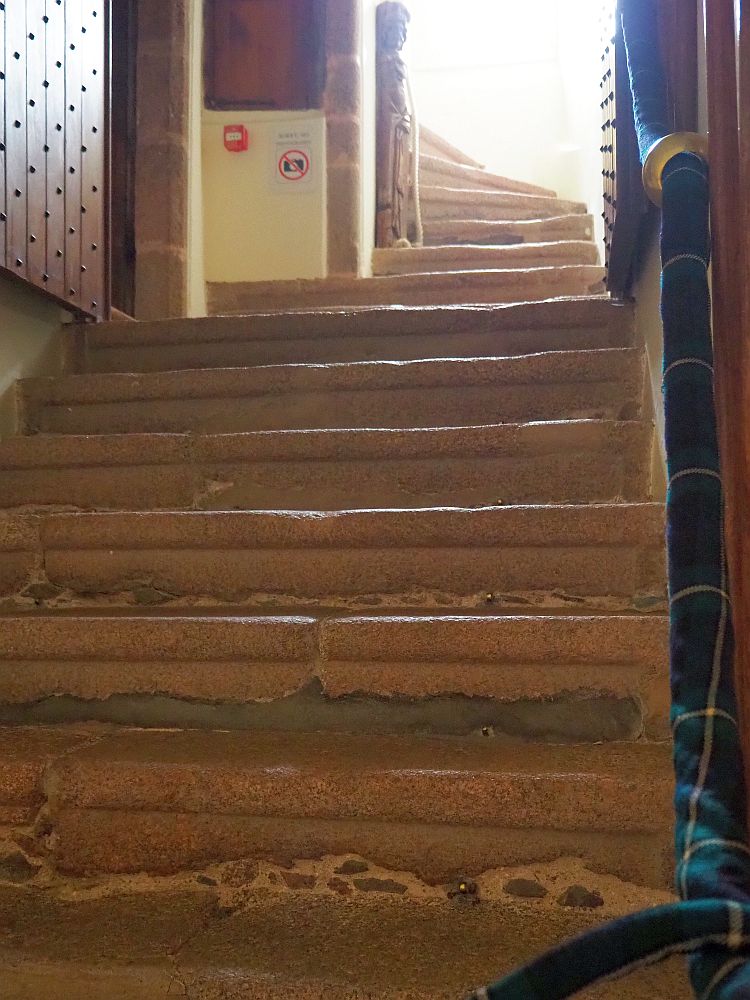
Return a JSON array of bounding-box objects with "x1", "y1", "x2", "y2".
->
[{"x1": 273, "y1": 124, "x2": 316, "y2": 189}]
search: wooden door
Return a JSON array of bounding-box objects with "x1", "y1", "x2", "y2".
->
[
  {"x1": 110, "y1": 0, "x2": 135, "y2": 315},
  {"x1": 0, "y1": 0, "x2": 109, "y2": 320}
]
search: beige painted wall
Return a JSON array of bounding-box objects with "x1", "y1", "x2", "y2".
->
[
  {"x1": 202, "y1": 110, "x2": 327, "y2": 284},
  {"x1": 0, "y1": 276, "x2": 65, "y2": 440}
]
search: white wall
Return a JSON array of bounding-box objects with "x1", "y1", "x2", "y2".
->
[
  {"x1": 405, "y1": 0, "x2": 605, "y2": 217},
  {"x1": 202, "y1": 110, "x2": 327, "y2": 285},
  {"x1": 0, "y1": 276, "x2": 65, "y2": 440}
]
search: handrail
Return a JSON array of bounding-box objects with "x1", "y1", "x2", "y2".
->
[{"x1": 464, "y1": 2, "x2": 750, "y2": 997}]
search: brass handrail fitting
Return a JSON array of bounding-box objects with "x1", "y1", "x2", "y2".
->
[{"x1": 642, "y1": 131, "x2": 710, "y2": 205}]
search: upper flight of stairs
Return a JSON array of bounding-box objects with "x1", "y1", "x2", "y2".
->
[{"x1": 0, "y1": 138, "x2": 680, "y2": 996}]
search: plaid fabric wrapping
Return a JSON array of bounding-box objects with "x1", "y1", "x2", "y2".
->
[{"x1": 464, "y1": 5, "x2": 750, "y2": 994}]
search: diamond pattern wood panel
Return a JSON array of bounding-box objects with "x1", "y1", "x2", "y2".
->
[
  {"x1": 600, "y1": 1, "x2": 648, "y2": 299},
  {"x1": 0, "y1": 0, "x2": 108, "y2": 319}
]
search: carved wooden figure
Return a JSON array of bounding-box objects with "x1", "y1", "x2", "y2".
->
[{"x1": 376, "y1": 2, "x2": 412, "y2": 247}]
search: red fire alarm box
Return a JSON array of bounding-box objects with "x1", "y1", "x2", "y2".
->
[{"x1": 224, "y1": 124, "x2": 249, "y2": 152}]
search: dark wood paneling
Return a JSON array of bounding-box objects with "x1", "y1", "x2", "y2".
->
[
  {"x1": 79, "y1": 1, "x2": 106, "y2": 314},
  {"x1": 27, "y1": 0, "x2": 48, "y2": 283},
  {"x1": 204, "y1": 0, "x2": 325, "y2": 110},
  {"x1": 45, "y1": 0, "x2": 67, "y2": 297},
  {"x1": 110, "y1": 0, "x2": 136, "y2": 315},
  {"x1": 0, "y1": 0, "x2": 108, "y2": 319},
  {"x1": 64, "y1": 0, "x2": 83, "y2": 307},
  {"x1": 5, "y1": 1, "x2": 29, "y2": 279},
  {"x1": 601, "y1": 2, "x2": 648, "y2": 299}
]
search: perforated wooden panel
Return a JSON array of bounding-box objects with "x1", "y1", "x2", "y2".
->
[
  {"x1": 600, "y1": 1, "x2": 648, "y2": 299},
  {"x1": 0, "y1": 0, "x2": 108, "y2": 319}
]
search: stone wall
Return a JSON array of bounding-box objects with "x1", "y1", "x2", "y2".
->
[
  {"x1": 134, "y1": 2, "x2": 191, "y2": 319},
  {"x1": 324, "y1": 0, "x2": 363, "y2": 275}
]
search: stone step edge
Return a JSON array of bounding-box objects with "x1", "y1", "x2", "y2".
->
[
  {"x1": 0, "y1": 503, "x2": 666, "y2": 551},
  {"x1": 419, "y1": 154, "x2": 558, "y2": 197},
  {"x1": 21, "y1": 347, "x2": 641, "y2": 408},
  {"x1": 0, "y1": 419, "x2": 651, "y2": 471},
  {"x1": 78, "y1": 296, "x2": 626, "y2": 351},
  {"x1": 40, "y1": 728, "x2": 674, "y2": 828},
  {"x1": 419, "y1": 186, "x2": 587, "y2": 212},
  {"x1": 0, "y1": 610, "x2": 668, "y2": 742}
]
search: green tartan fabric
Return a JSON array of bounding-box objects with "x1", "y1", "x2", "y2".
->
[
  {"x1": 465, "y1": 148, "x2": 750, "y2": 1000},
  {"x1": 464, "y1": 2, "x2": 750, "y2": 994}
]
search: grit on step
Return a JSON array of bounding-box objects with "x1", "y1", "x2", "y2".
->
[
  {"x1": 424, "y1": 215, "x2": 595, "y2": 246},
  {"x1": 0, "y1": 421, "x2": 653, "y2": 511},
  {"x1": 20, "y1": 349, "x2": 644, "y2": 435},
  {"x1": 72, "y1": 298, "x2": 633, "y2": 374},
  {"x1": 418, "y1": 153, "x2": 557, "y2": 196},
  {"x1": 420, "y1": 186, "x2": 587, "y2": 223},
  {"x1": 0, "y1": 613, "x2": 668, "y2": 740},
  {"x1": 0, "y1": 858, "x2": 688, "y2": 999},
  {"x1": 0, "y1": 726, "x2": 673, "y2": 881},
  {"x1": 372, "y1": 241, "x2": 599, "y2": 276},
  {"x1": 206, "y1": 265, "x2": 605, "y2": 315},
  {"x1": 0, "y1": 505, "x2": 666, "y2": 611}
]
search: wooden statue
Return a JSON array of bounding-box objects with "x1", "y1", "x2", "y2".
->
[{"x1": 376, "y1": 2, "x2": 412, "y2": 247}]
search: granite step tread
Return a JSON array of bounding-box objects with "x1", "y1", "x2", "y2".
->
[
  {"x1": 20, "y1": 348, "x2": 644, "y2": 436},
  {"x1": 0, "y1": 503, "x2": 666, "y2": 614},
  {"x1": 0, "y1": 612, "x2": 668, "y2": 739},
  {"x1": 423, "y1": 215, "x2": 595, "y2": 246},
  {"x1": 72, "y1": 298, "x2": 633, "y2": 375},
  {"x1": 418, "y1": 153, "x2": 558, "y2": 196},
  {"x1": 206, "y1": 266, "x2": 605, "y2": 315},
  {"x1": 79, "y1": 298, "x2": 627, "y2": 351},
  {"x1": 372, "y1": 241, "x2": 600, "y2": 276},
  {"x1": 420, "y1": 185, "x2": 587, "y2": 221},
  {"x1": 0, "y1": 860, "x2": 687, "y2": 999},
  {"x1": 0, "y1": 420, "x2": 653, "y2": 511},
  {"x1": 0, "y1": 723, "x2": 674, "y2": 881}
]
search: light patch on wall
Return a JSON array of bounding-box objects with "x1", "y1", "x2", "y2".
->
[{"x1": 407, "y1": 0, "x2": 559, "y2": 69}]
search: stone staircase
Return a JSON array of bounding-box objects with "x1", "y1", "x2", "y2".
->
[{"x1": 0, "y1": 148, "x2": 684, "y2": 995}]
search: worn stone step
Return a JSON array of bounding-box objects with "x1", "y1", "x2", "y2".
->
[
  {"x1": 20, "y1": 349, "x2": 644, "y2": 435},
  {"x1": 73, "y1": 298, "x2": 634, "y2": 375},
  {"x1": 0, "y1": 612, "x2": 668, "y2": 740},
  {"x1": 420, "y1": 186, "x2": 587, "y2": 223},
  {"x1": 424, "y1": 215, "x2": 596, "y2": 246},
  {"x1": 419, "y1": 154, "x2": 557, "y2": 196},
  {"x1": 0, "y1": 420, "x2": 653, "y2": 511},
  {"x1": 0, "y1": 867, "x2": 687, "y2": 999},
  {"x1": 1, "y1": 725, "x2": 673, "y2": 881},
  {"x1": 420, "y1": 125, "x2": 486, "y2": 169},
  {"x1": 206, "y1": 266, "x2": 605, "y2": 315},
  {"x1": 372, "y1": 242, "x2": 599, "y2": 277},
  {"x1": 1, "y1": 504, "x2": 666, "y2": 610}
]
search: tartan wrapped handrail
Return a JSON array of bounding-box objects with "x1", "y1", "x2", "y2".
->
[{"x1": 465, "y1": 2, "x2": 750, "y2": 997}]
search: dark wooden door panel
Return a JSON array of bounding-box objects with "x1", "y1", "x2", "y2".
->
[
  {"x1": 27, "y1": 0, "x2": 47, "y2": 282},
  {"x1": 0, "y1": 0, "x2": 108, "y2": 319},
  {"x1": 45, "y1": 0, "x2": 67, "y2": 297},
  {"x1": 204, "y1": 0, "x2": 325, "y2": 110},
  {"x1": 5, "y1": 2, "x2": 29, "y2": 280},
  {"x1": 79, "y1": 0, "x2": 105, "y2": 314}
]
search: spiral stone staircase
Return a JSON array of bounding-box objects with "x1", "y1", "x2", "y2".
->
[{"x1": 0, "y1": 137, "x2": 685, "y2": 997}]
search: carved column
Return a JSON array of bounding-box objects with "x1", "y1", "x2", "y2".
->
[{"x1": 375, "y1": 2, "x2": 412, "y2": 248}]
